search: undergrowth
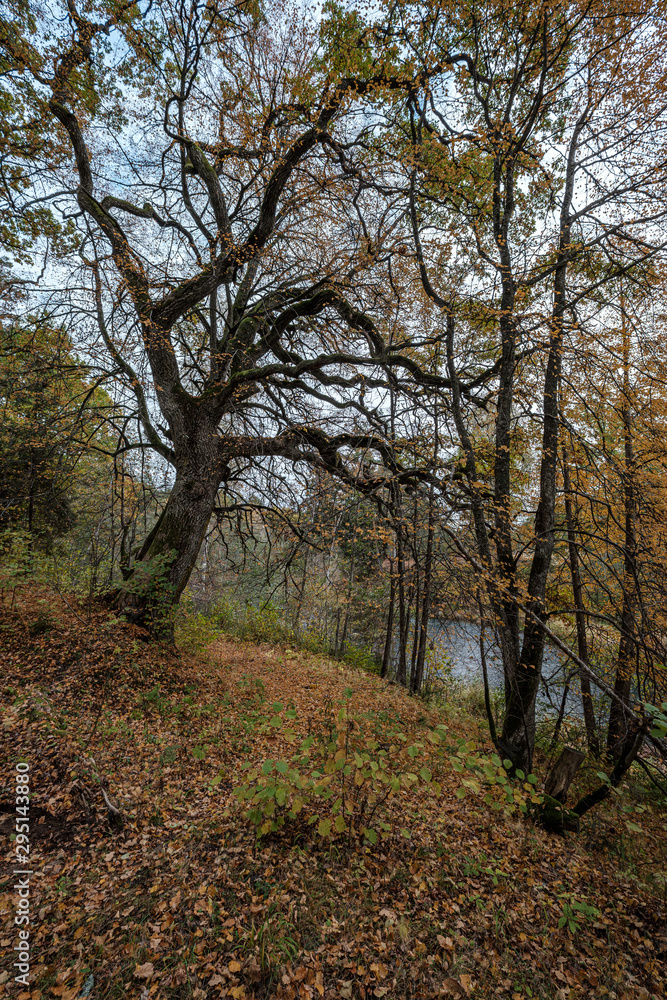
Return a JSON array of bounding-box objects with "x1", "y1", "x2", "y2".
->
[
  {"x1": 3, "y1": 588, "x2": 665, "y2": 1000},
  {"x1": 176, "y1": 595, "x2": 382, "y2": 675}
]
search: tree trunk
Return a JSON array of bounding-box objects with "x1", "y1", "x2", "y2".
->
[
  {"x1": 115, "y1": 415, "x2": 223, "y2": 634},
  {"x1": 549, "y1": 668, "x2": 574, "y2": 752},
  {"x1": 395, "y1": 503, "x2": 408, "y2": 687},
  {"x1": 338, "y1": 543, "x2": 356, "y2": 656},
  {"x1": 409, "y1": 540, "x2": 422, "y2": 690},
  {"x1": 409, "y1": 481, "x2": 423, "y2": 687},
  {"x1": 381, "y1": 555, "x2": 395, "y2": 679},
  {"x1": 502, "y1": 288, "x2": 565, "y2": 771},
  {"x1": 412, "y1": 485, "x2": 435, "y2": 695},
  {"x1": 478, "y1": 609, "x2": 498, "y2": 747},
  {"x1": 498, "y1": 662, "x2": 541, "y2": 771},
  {"x1": 293, "y1": 546, "x2": 308, "y2": 632},
  {"x1": 608, "y1": 293, "x2": 638, "y2": 760},
  {"x1": 562, "y1": 441, "x2": 600, "y2": 755},
  {"x1": 499, "y1": 114, "x2": 587, "y2": 773},
  {"x1": 574, "y1": 727, "x2": 644, "y2": 818},
  {"x1": 544, "y1": 747, "x2": 585, "y2": 803}
]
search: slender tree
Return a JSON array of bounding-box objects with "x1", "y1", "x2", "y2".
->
[{"x1": 385, "y1": 0, "x2": 667, "y2": 767}]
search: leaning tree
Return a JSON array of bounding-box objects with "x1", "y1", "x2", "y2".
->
[{"x1": 375, "y1": 0, "x2": 667, "y2": 770}]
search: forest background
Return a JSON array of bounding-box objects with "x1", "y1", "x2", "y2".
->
[
  {"x1": 3, "y1": 2, "x2": 667, "y2": 998},
  {"x1": 2, "y1": 0, "x2": 667, "y2": 831}
]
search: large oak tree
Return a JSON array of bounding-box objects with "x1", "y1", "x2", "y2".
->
[{"x1": 0, "y1": 0, "x2": 449, "y2": 622}]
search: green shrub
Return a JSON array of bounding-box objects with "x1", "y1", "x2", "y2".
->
[
  {"x1": 0, "y1": 529, "x2": 50, "y2": 602},
  {"x1": 241, "y1": 603, "x2": 295, "y2": 645},
  {"x1": 121, "y1": 550, "x2": 176, "y2": 636},
  {"x1": 338, "y1": 642, "x2": 381, "y2": 674},
  {"x1": 449, "y1": 739, "x2": 543, "y2": 817},
  {"x1": 233, "y1": 697, "x2": 545, "y2": 844},
  {"x1": 175, "y1": 605, "x2": 224, "y2": 652},
  {"x1": 178, "y1": 595, "x2": 384, "y2": 674},
  {"x1": 233, "y1": 691, "x2": 442, "y2": 844}
]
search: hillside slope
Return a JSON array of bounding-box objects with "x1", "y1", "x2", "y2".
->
[{"x1": 0, "y1": 589, "x2": 665, "y2": 1000}]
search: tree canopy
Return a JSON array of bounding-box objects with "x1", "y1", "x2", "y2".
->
[{"x1": 2, "y1": 0, "x2": 667, "y2": 785}]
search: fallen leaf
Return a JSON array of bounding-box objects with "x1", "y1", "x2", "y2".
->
[
  {"x1": 440, "y1": 979, "x2": 464, "y2": 998},
  {"x1": 133, "y1": 963, "x2": 154, "y2": 982},
  {"x1": 247, "y1": 960, "x2": 262, "y2": 983}
]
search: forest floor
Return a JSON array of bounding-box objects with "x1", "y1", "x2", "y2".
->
[{"x1": 0, "y1": 586, "x2": 666, "y2": 1000}]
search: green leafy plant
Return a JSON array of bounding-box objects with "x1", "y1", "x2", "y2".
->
[
  {"x1": 459, "y1": 852, "x2": 509, "y2": 886},
  {"x1": 448, "y1": 738, "x2": 543, "y2": 817},
  {"x1": 138, "y1": 684, "x2": 170, "y2": 716},
  {"x1": 0, "y1": 530, "x2": 50, "y2": 604},
  {"x1": 55, "y1": 875, "x2": 74, "y2": 897},
  {"x1": 644, "y1": 701, "x2": 667, "y2": 740},
  {"x1": 248, "y1": 910, "x2": 299, "y2": 973},
  {"x1": 234, "y1": 694, "x2": 441, "y2": 844},
  {"x1": 557, "y1": 894, "x2": 601, "y2": 935},
  {"x1": 238, "y1": 674, "x2": 266, "y2": 707},
  {"x1": 121, "y1": 550, "x2": 176, "y2": 636},
  {"x1": 175, "y1": 603, "x2": 224, "y2": 652},
  {"x1": 160, "y1": 744, "x2": 181, "y2": 765},
  {"x1": 207, "y1": 596, "x2": 296, "y2": 646}
]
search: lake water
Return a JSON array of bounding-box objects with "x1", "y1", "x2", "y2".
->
[{"x1": 418, "y1": 619, "x2": 586, "y2": 719}]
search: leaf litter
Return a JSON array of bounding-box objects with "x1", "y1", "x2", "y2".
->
[{"x1": 0, "y1": 587, "x2": 665, "y2": 1000}]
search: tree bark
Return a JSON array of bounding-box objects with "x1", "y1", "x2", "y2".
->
[
  {"x1": 115, "y1": 412, "x2": 223, "y2": 632},
  {"x1": 338, "y1": 542, "x2": 356, "y2": 656},
  {"x1": 608, "y1": 291, "x2": 638, "y2": 760},
  {"x1": 544, "y1": 747, "x2": 585, "y2": 803},
  {"x1": 574, "y1": 727, "x2": 645, "y2": 818},
  {"x1": 396, "y1": 526, "x2": 408, "y2": 687},
  {"x1": 381, "y1": 553, "x2": 395, "y2": 679},
  {"x1": 562, "y1": 441, "x2": 600, "y2": 755},
  {"x1": 412, "y1": 485, "x2": 435, "y2": 695},
  {"x1": 409, "y1": 496, "x2": 422, "y2": 690},
  {"x1": 500, "y1": 105, "x2": 591, "y2": 771}
]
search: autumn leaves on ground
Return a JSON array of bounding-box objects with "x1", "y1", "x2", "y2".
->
[{"x1": 1, "y1": 590, "x2": 665, "y2": 1000}]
